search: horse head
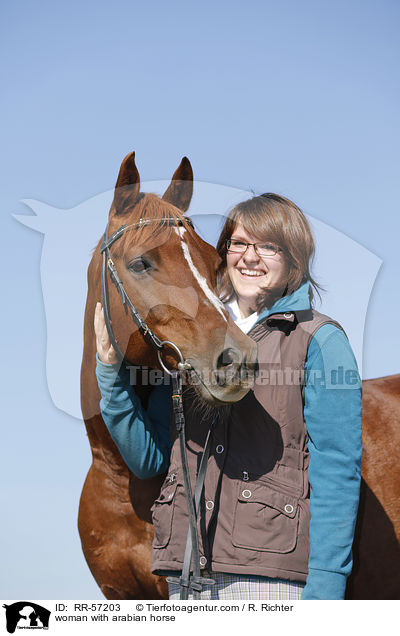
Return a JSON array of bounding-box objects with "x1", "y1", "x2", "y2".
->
[{"x1": 93, "y1": 151, "x2": 257, "y2": 404}]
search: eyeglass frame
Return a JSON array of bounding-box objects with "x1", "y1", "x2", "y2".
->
[{"x1": 225, "y1": 238, "x2": 283, "y2": 258}]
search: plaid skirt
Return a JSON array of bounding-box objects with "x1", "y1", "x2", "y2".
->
[{"x1": 168, "y1": 572, "x2": 304, "y2": 600}]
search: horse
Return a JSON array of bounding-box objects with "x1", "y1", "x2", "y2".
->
[
  {"x1": 346, "y1": 373, "x2": 400, "y2": 599},
  {"x1": 79, "y1": 151, "x2": 258, "y2": 599}
]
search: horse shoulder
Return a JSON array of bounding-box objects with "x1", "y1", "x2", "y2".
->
[{"x1": 361, "y1": 374, "x2": 400, "y2": 538}]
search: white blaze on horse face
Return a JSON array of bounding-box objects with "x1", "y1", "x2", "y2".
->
[{"x1": 174, "y1": 227, "x2": 227, "y2": 321}]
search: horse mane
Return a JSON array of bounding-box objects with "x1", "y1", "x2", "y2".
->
[{"x1": 110, "y1": 192, "x2": 194, "y2": 257}]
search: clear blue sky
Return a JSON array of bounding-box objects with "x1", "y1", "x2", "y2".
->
[{"x1": 1, "y1": 0, "x2": 399, "y2": 599}]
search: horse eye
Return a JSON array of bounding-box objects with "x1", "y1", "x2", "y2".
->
[{"x1": 128, "y1": 258, "x2": 151, "y2": 274}]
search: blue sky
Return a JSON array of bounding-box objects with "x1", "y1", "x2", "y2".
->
[{"x1": 1, "y1": 1, "x2": 399, "y2": 599}]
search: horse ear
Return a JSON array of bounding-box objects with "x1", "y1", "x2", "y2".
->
[
  {"x1": 162, "y1": 157, "x2": 193, "y2": 212},
  {"x1": 113, "y1": 151, "x2": 141, "y2": 215}
]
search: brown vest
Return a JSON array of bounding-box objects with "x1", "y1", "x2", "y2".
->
[{"x1": 151, "y1": 309, "x2": 342, "y2": 582}]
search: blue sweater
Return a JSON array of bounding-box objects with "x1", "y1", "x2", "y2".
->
[{"x1": 96, "y1": 283, "x2": 362, "y2": 600}]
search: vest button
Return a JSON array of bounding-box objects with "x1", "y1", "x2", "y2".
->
[
  {"x1": 284, "y1": 504, "x2": 294, "y2": 514},
  {"x1": 242, "y1": 489, "x2": 252, "y2": 499},
  {"x1": 216, "y1": 444, "x2": 224, "y2": 454},
  {"x1": 206, "y1": 500, "x2": 214, "y2": 510},
  {"x1": 199, "y1": 556, "x2": 207, "y2": 567}
]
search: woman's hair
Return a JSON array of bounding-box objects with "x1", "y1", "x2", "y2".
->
[{"x1": 216, "y1": 193, "x2": 321, "y2": 309}]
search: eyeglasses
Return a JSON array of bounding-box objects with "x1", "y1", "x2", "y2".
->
[{"x1": 226, "y1": 239, "x2": 282, "y2": 257}]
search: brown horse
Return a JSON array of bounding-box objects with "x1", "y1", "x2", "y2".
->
[{"x1": 79, "y1": 152, "x2": 257, "y2": 599}]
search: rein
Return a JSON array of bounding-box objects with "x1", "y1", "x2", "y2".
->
[{"x1": 100, "y1": 217, "x2": 215, "y2": 600}]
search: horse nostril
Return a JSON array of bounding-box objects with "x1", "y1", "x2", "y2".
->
[{"x1": 216, "y1": 347, "x2": 240, "y2": 369}]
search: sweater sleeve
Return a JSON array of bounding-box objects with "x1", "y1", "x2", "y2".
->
[
  {"x1": 95, "y1": 355, "x2": 172, "y2": 479},
  {"x1": 301, "y1": 325, "x2": 362, "y2": 600}
]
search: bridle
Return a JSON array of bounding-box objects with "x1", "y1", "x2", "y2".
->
[
  {"x1": 100, "y1": 217, "x2": 215, "y2": 599},
  {"x1": 100, "y1": 217, "x2": 192, "y2": 364}
]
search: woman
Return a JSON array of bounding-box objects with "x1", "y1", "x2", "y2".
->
[{"x1": 95, "y1": 193, "x2": 362, "y2": 600}]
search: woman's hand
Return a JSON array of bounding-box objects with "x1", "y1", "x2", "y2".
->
[{"x1": 94, "y1": 302, "x2": 119, "y2": 365}]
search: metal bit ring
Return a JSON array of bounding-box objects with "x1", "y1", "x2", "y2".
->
[{"x1": 157, "y1": 340, "x2": 191, "y2": 376}]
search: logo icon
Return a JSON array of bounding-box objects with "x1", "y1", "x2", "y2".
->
[{"x1": 2, "y1": 602, "x2": 51, "y2": 633}]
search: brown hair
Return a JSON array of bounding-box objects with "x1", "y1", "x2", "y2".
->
[{"x1": 216, "y1": 193, "x2": 321, "y2": 309}]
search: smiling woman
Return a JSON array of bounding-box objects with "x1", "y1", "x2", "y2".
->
[
  {"x1": 217, "y1": 193, "x2": 319, "y2": 317},
  {"x1": 225, "y1": 229, "x2": 288, "y2": 317}
]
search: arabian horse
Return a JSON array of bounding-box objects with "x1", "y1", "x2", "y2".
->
[
  {"x1": 80, "y1": 152, "x2": 400, "y2": 600},
  {"x1": 79, "y1": 152, "x2": 257, "y2": 599}
]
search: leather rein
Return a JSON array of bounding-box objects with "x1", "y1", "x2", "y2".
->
[{"x1": 100, "y1": 217, "x2": 215, "y2": 599}]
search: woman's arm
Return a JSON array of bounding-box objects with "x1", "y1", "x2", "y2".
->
[
  {"x1": 301, "y1": 324, "x2": 362, "y2": 600},
  {"x1": 94, "y1": 303, "x2": 172, "y2": 479}
]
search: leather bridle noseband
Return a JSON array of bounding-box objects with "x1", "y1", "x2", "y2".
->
[{"x1": 100, "y1": 217, "x2": 215, "y2": 599}]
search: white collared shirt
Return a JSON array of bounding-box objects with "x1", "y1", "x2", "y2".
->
[{"x1": 225, "y1": 299, "x2": 258, "y2": 334}]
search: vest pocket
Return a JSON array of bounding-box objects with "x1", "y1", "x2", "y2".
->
[
  {"x1": 232, "y1": 481, "x2": 299, "y2": 553},
  {"x1": 151, "y1": 478, "x2": 178, "y2": 549}
]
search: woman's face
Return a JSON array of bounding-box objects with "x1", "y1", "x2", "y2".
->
[{"x1": 226, "y1": 223, "x2": 289, "y2": 317}]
